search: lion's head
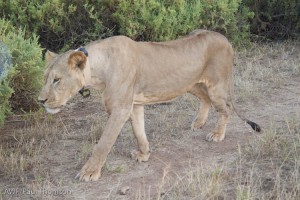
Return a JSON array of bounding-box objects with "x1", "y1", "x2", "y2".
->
[{"x1": 38, "y1": 50, "x2": 88, "y2": 114}]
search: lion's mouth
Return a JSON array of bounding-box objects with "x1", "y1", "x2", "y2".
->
[{"x1": 45, "y1": 106, "x2": 62, "y2": 114}]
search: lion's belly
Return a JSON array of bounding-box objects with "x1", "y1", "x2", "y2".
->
[
  {"x1": 133, "y1": 92, "x2": 182, "y2": 105},
  {"x1": 132, "y1": 75, "x2": 213, "y2": 105},
  {"x1": 133, "y1": 82, "x2": 194, "y2": 105}
]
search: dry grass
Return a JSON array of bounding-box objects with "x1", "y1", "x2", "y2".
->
[
  {"x1": 234, "y1": 41, "x2": 300, "y2": 101},
  {"x1": 0, "y1": 112, "x2": 76, "y2": 199},
  {"x1": 160, "y1": 115, "x2": 300, "y2": 200},
  {"x1": 236, "y1": 115, "x2": 300, "y2": 199},
  {"x1": 0, "y1": 114, "x2": 60, "y2": 181}
]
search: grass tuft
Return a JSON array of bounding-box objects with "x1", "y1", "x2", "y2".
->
[{"x1": 161, "y1": 115, "x2": 300, "y2": 199}]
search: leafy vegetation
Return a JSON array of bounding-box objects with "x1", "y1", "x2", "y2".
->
[
  {"x1": 112, "y1": 0, "x2": 253, "y2": 43},
  {"x1": 0, "y1": 0, "x2": 254, "y2": 51},
  {"x1": 0, "y1": 19, "x2": 44, "y2": 125},
  {"x1": 245, "y1": 0, "x2": 300, "y2": 39},
  {"x1": 0, "y1": 0, "x2": 110, "y2": 52}
]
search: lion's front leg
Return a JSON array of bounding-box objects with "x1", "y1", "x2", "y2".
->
[
  {"x1": 76, "y1": 108, "x2": 132, "y2": 181},
  {"x1": 130, "y1": 105, "x2": 151, "y2": 162}
]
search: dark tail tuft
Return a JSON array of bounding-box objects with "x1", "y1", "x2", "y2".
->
[{"x1": 246, "y1": 120, "x2": 261, "y2": 132}]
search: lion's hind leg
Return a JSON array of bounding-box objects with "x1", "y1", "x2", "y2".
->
[
  {"x1": 130, "y1": 105, "x2": 151, "y2": 162},
  {"x1": 206, "y1": 84, "x2": 233, "y2": 142},
  {"x1": 189, "y1": 83, "x2": 211, "y2": 131}
]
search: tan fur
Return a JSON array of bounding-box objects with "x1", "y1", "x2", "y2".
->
[
  {"x1": 68, "y1": 51, "x2": 87, "y2": 70},
  {"x1": 39, "y1": 30, "x2": 236, "y2": 181}
]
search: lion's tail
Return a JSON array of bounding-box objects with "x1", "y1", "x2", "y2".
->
[
  {"x1": 229, "y1": 76, "x2": 261, "y2": 132},
  {"x1": 231, "y1": 103, "x2": 261, "y2": 132}
]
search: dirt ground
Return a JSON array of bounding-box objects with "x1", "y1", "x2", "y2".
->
[{"x1": 0, "y1": 42, "x2": 299, "y2": 200}]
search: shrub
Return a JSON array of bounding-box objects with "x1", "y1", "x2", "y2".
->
[
  {"x1": 0, "y1": 0, "x2": 110, "y2": 52},
  {"x1": 112, "y1": 0, "x2": 202, "y2": 41},
  {"x1": 0, "y1": 19, "x2": 44, "y2": 126},
  {"x1": 0, "y1": 59, "x2": 13, "y2": 126},
  {"x1": 1, "y1": 0, "x2": 254, "y2": 51},
  {"x1": 244, "y1": 0, "x2": 300, "y2": 39},
  {"x1": 199, "y1": 0, "x2": 254, "y2": 43},
  {"x1": 112, "y1": 0, "x2": 254, "y2": 43}
]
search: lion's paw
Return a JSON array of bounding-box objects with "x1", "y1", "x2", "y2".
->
[
  {"x1": 131, "y1": 150, "x2": 150, "y2": 163},
  {"x1": 75, "y1": 158, "x2": 101, "y2": 182},
  {"x1": 206, "y1": 132, "x2": 225, "y2": 142}
]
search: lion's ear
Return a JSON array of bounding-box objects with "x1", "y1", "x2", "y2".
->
[
  {"x1": 45, "y1": 50, "x2": 57, "y2": 62},
  {"x1": 68, "y1": 51, "x2": 87, "y2": 71}
]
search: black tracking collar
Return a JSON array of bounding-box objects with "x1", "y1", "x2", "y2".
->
[
  {"x1": 77, "y1": 47, "x2": 90, "y2": 98},
  {"x1": 78, "y1": 47, "x2": 88, "y2": 57},
  {"x1": 79, "y1": 87, "x2": 91, "y2": 98}
]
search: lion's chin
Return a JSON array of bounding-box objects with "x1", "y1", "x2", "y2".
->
[{"x1": 45, "y1": 107, "x2": 61, "y2": 114}]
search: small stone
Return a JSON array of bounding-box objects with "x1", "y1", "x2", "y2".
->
[{"x1": 119, "y1": 186, "x2": 130, "y2": 195}]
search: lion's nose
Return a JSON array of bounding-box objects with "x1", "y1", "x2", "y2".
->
[{"x1": 38, "y1": 98, "x2": 48, "y2": 105}]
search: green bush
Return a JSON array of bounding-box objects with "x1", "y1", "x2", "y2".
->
[
  {"x1": 244, "y1": 0, "x2": 300, "y2": 39},
  {"x1": 0, "y1": 57, "x2": 13, "y2": 126},
  {"x1": 0, "y1": 0, "x2": 110, "y2": 52},
  {"x1": 199, "y1": 0, "x2": 254, "y2": 43},
  {"x1": 112, "y1": 0, "x2": 253, "y2": 43},
  {"x1": 112, "y1": 0, "x2": 202, "y2": 41},
  {"x1": 0, "y1": 19, "x2": 44, "y2": 125},
  {"x1": 1, "y1": 0, "x2": 254, "y2": 51}
]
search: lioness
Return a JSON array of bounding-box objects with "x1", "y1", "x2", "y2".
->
[{"x1": 38, "y1": 30, "x2": 260, "y2": 181}]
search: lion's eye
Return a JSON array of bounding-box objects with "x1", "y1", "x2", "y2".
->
[{"x1": 53, "y1": 78, "x2": 60, "y2": 84}]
